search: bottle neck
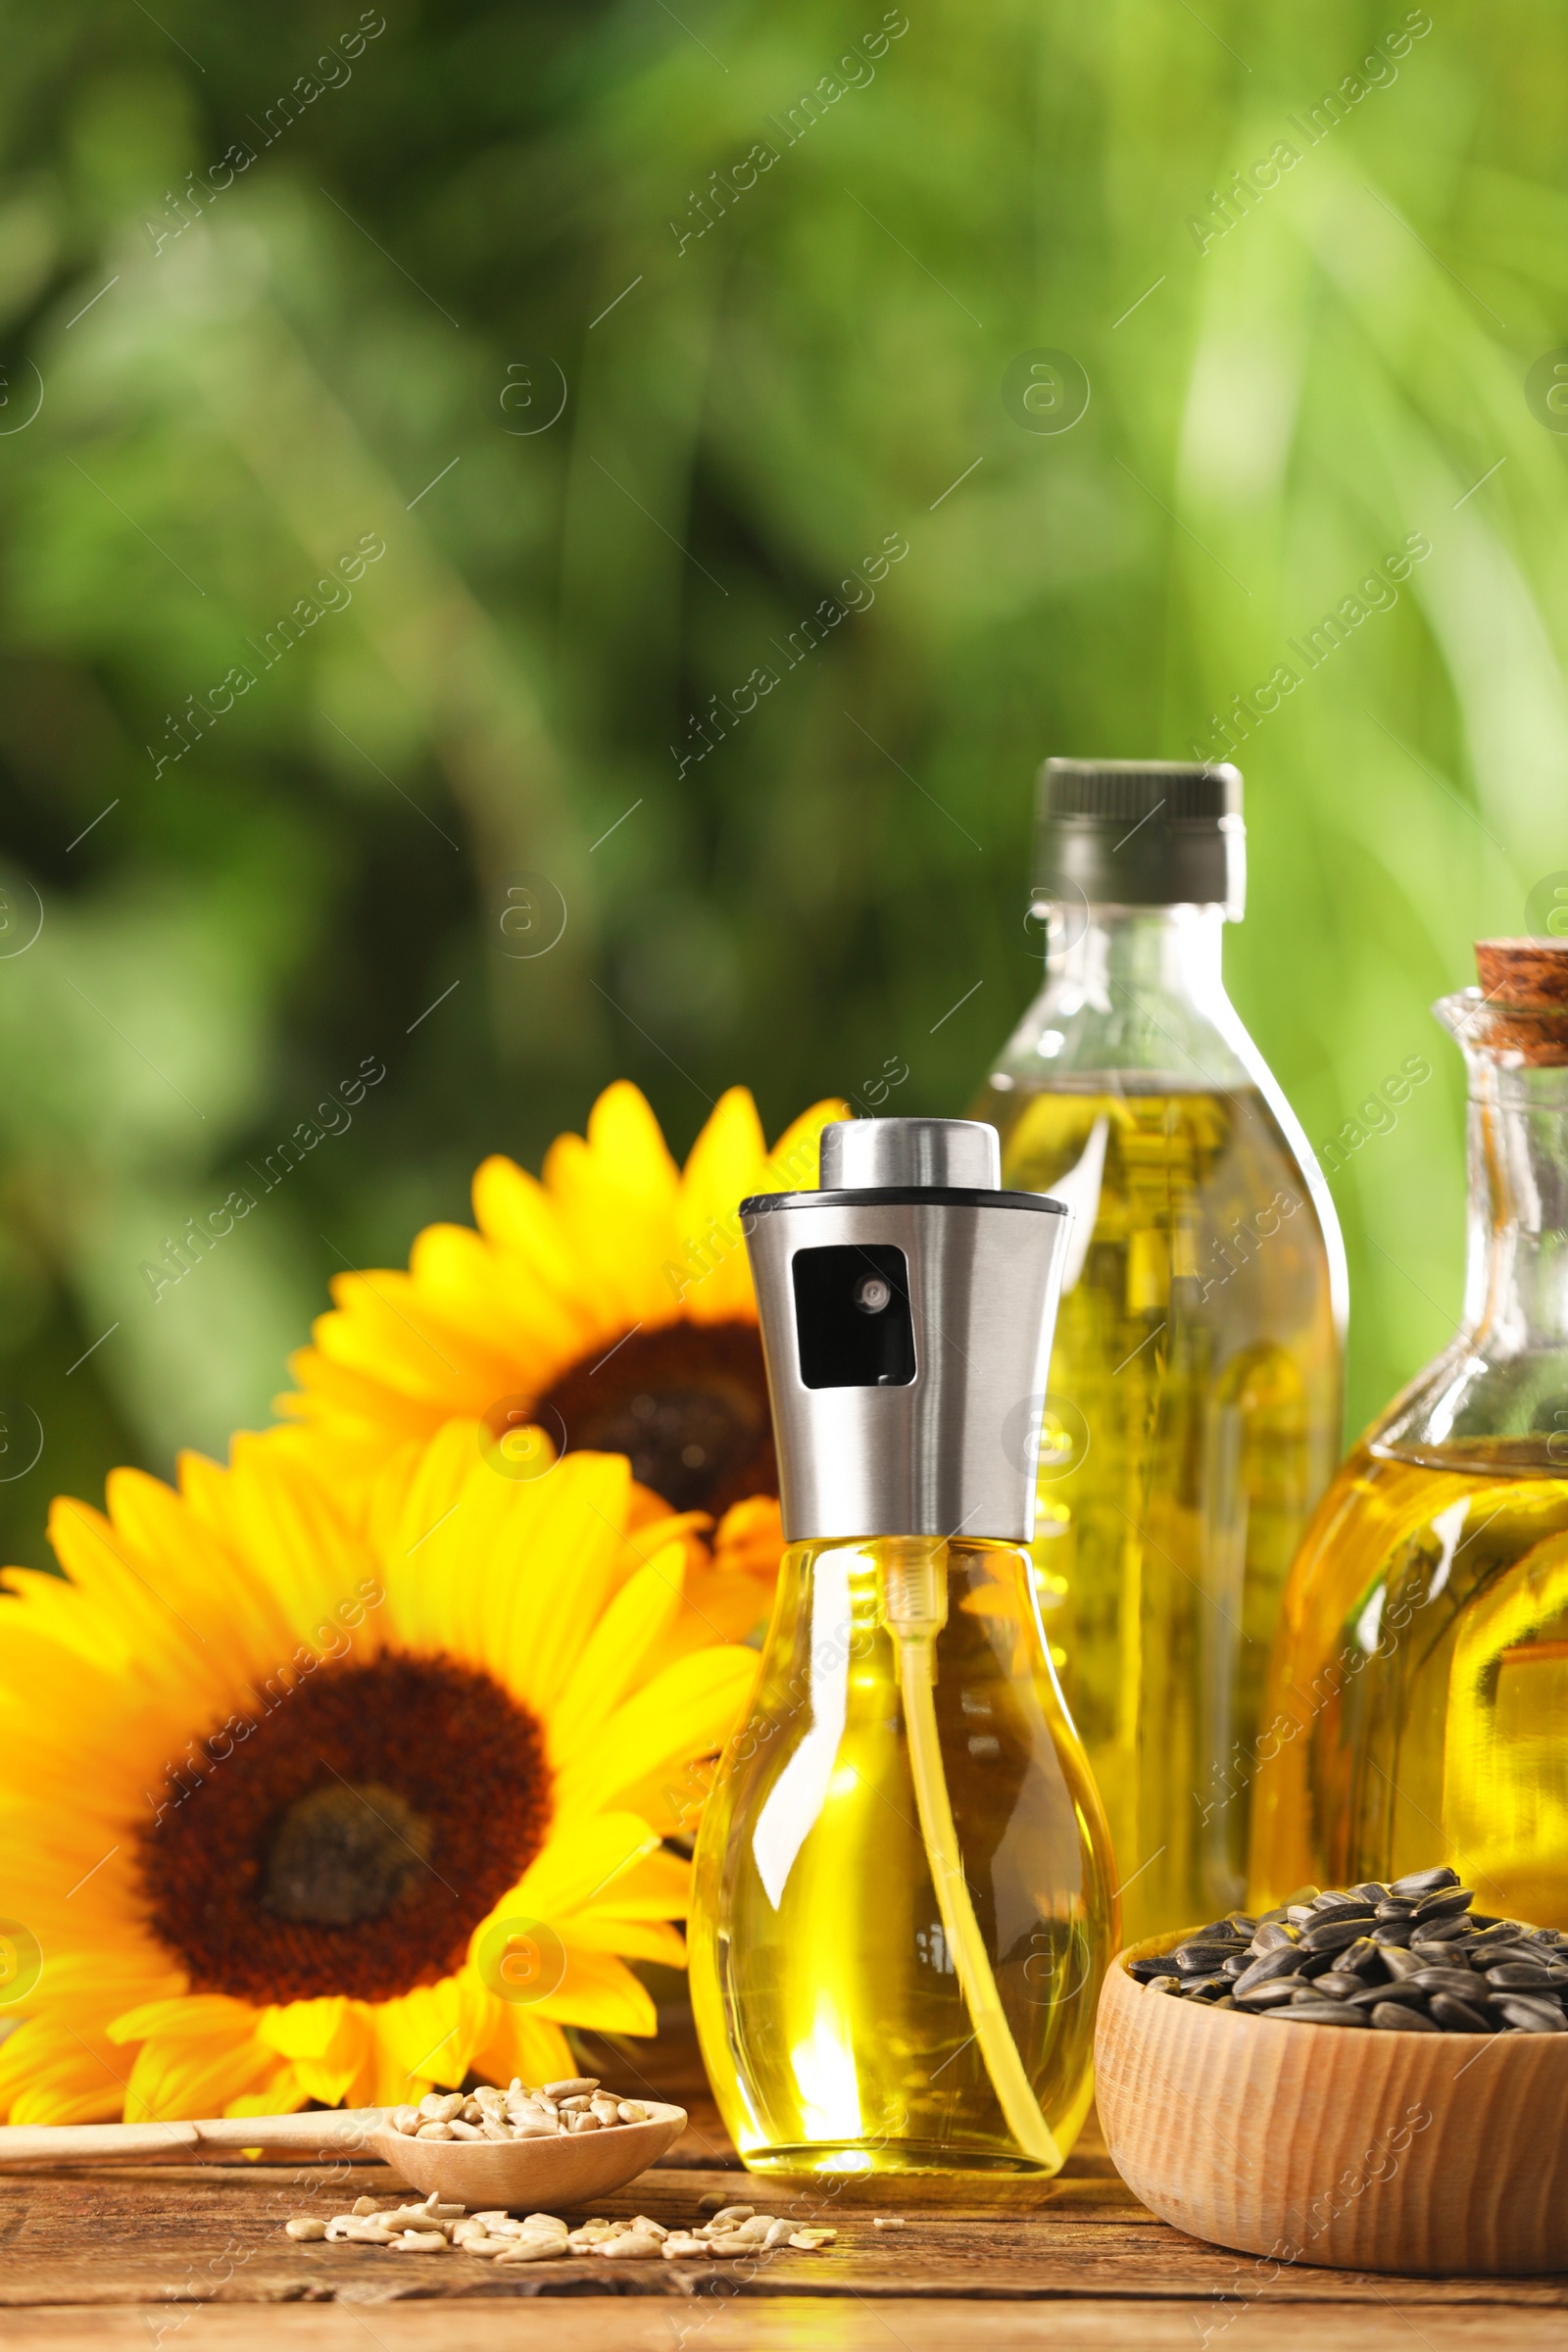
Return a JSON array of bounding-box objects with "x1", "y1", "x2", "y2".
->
[
  {"x1": 1048, "y1": 903, "x2": 1228, "y2": 1008},
  {"x1": 1000, "y1": 903, "x2": 1250, "y2": 1090},
  {"x1": 1463, "y1": 1065, "x2": 1568, "y2": 1352},
  {"x1": 1376, "y1": 999, "x2": 1568, "y2": 1471}
]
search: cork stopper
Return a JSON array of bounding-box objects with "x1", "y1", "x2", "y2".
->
[
  {"x1": 1472, "y1": 939, "x2": 1568, "y2": 1067},
  {"x1": 1476, "y1": 939, "x2": 1568, "y2": 1006}
]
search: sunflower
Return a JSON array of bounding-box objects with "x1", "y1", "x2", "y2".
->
[
  {"x1": 275, "y1": 1083, "x2": 842, "y2": 1578},
  {"x1": 0, "y1": 1422, "x2": 759, "y2": 2124}
]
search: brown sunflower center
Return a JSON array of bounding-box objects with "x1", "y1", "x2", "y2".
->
[
  {"x1": 137, "y1": 1654, "x2": 550, "y2": 2004},
  {"x1": 536, "y1": 1317, "x2": 775, "y2": 1516},
  {"x1": 262, "y1": 1782, "x2": 433, "y2": 1927}
]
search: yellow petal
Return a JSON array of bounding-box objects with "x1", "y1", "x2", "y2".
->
[
  {"x1": 465, "y1": 2005, "x2": 574, "y2": 2095},
  {"x1": 0, "y1": 2016, "x2": 128, "y2": 2125},
  {"x1": 553, "y1": 1646, "x2": 759, "y2": 1822},
  {"x1": 108, "y1": 1996, "x2": 255, "y2": 2047},
  {"x1": 530, "y1": 1947, "x2": 656, "y2": 2034},
  {"x1": 502, "y1": 1812, "x2": 662, "y2": 1929},
  {"x1": 123, "y1": 2027, "x2": 280, "y2": 2123},
  {"x1": 548, "y1": 1542, "x2": 688, "y2": 1761},
  {"x1": 559, "y1": 1916, "x2": 687, "y2": 1967}
]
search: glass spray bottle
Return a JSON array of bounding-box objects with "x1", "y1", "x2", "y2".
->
[
  {"x1": 970, "y1": 760, "x2": 1346, "y2": 1942},
  {"x1": 690, "y1": 1118, "x2": 1115, "y2": 2177},
  {"x1": 1250, "y1": 940, "x2": 1568, "y2": 1925}
]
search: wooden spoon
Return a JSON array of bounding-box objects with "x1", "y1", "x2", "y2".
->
[{"x1": 0, "y1": 2102, "x2": 689, "y2": 2207}]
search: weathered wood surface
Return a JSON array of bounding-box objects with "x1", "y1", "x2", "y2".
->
[
  {"x1": 5, "y1": 2301, "x2": 1568, "y2": 2352},
  {"x1": 0, "y1": 2029, "x2": 1562, "y2": 2350},
  {"x1": 1, "y1": 2157, "x2": 1564, "y2": 2318}
]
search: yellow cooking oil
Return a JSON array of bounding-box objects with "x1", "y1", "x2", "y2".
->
[
  {"x1": 1249, "y1": 1439, "x2": 1568, "y2": 1928},
  {"x1": 689, "y1": 1534, "x2": 1115, "y2": 2176},
  {"x1": 973, "y1": 1081, "x2": 1342, "y2": 1942}
]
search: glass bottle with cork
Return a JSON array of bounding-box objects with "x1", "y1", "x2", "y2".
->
[
  {"x1": 969, "y1": 760, "x2": 1346, "y2": 1941},
  {"x1": 1250, "y1": 939, "x2": 1568, "y2": 1926}
]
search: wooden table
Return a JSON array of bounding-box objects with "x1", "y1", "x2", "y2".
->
[{"x1": 3, "y1": 2025, "x2": 1564, "y2": 2350}]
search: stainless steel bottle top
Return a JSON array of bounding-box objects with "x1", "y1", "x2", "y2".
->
[{"x1": 741, "y1": 1118, "x2": 1069, "y2": 1543}]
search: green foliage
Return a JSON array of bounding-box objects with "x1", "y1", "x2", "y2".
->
[{"x1": 0, "y1": 0, "x2": 1561, "y2": 1562}]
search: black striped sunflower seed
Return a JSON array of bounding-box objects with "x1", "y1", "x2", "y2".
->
[
  {"x1": 1234, "y1": 1949, "x2": 1306, "y2": 1993},
  {"x1": 1390, "y1": 1867, "x2": 1459, "y2": 1897},
  {"x1": 1371, "y1": 2001, "x2": 1438, "y2": 2031},
  {"x1": 1299, "y1": 1916, "x2": 1374, "y2": 1954},
  {"x1": 1496, "y1": 1997, "x2": 1568, "y2": 2033},
  {"x1": 1428, "y1": 1991, "x2": 1494, "y2": 2033},
  {"x1": 1410, "y1": 1886, "x2": 1474, "y2": 1924}
]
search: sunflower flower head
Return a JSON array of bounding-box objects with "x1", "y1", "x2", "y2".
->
[
  {"x1": 276, "y1": 1084, "x2": 842, "y2": 1556},
  {"x1": 0, "y1": 1424, "x2": 758, "y2": 2124}
]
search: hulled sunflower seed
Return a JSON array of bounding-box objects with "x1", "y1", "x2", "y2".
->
[{"x1": 284, "y1": 2218, "x2": 327, "y2": 2241}]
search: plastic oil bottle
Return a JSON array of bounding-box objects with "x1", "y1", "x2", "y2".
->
[
  {"x1": 1250, "y1": 940, "x2": 1568, "y2": 1927},
  {"x1": 970, "y1": 761, "x2": 1346, "y2": 1941},
  {"x1": 690, "y1": 1117, "x2": 1115, "y2": 2176}
]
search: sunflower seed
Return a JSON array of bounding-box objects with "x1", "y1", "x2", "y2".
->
[
  {"x1": 392, "y1": 2230, "x2": 452, "y2": 2254},
  {"x1": 663, "y1": 2234, "x2": 711, "y2": 2258},
  {"x1": 1173, "y1": 1940, "x2": 1244, "y2": 1972},
  {"x1": 1312, "y1": 1891, "x2": 1375, "y2": 1917},
  {"x1": 418, "y1": 2091, "x2": 466, "y2": 2123},
  {"x1": 1299, "y1": 1916, "x2": 1374, "y2": 1954},
  {"x1": 1411, "y1": 1886, "x2": 1474, "y2": 1923},
  {"x1": 284, "y1": 2218, "x2": 327, "y2": 2241},
  {"x1": 1486, "y1": 1962, "x2": 1558, "y2": 1988},
  {"x1": 1497, "y1": 1996, "x2": 1568, "y2": 2032},
  {"x1": 1269, "y1": 2000, "x2": 1368, "y2": 2026},
  {"x1": 1390, "y1": 1866, "x2": 1459, "y2": 1897},
  {"x1": 1371, "y1": 2001, "x2": 1439, "y2": 2032},
  {"x1": 1234, "y1": 1948, "x2": 1306, "y2": 1993},
  {"x1": 1408, "y1": 1969, "x2": 1486, "y2": 1997},
  {"x1": 617, "y1": 2100, "x2": 649, "y2": 2123},
  {"x1": 1307, "y1": 1972, "x2": 1363, "y2": 2001},
  {"x1": 790, "y1": 2229, "x2": 837, "y2": 2247},
  {"x1": 1428, "y1": 1991, "x2": 1494, "y2": 2033},
  {"x1": 1234, "y1": 1980, "x2": 1301, "y2": 2010},
  {"x1": 543, "y1": 2077, "x2": 600, "y2": 2098},
  {"x1": 708, "y1": 2206, "x2": 755, "y2": 2228}
]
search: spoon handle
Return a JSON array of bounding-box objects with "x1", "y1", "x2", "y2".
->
[{"x1": 0, "y1": 2107, "x2": 390, "y2": 2167}]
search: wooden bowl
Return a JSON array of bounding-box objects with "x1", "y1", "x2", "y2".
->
[
  {"x1": 1096, "y1": 1938, "x2": 1568, "y2": 2276},
  {"x1": 368, "y1": 2103, "x2": 688, "y2": 2210}
]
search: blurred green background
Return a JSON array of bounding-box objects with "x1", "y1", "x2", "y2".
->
[{"x1": 0, "y1": 0, "x2": 1561, "y2": 1568}]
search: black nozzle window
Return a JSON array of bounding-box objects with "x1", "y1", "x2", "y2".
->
[{"x1": 791, "y1": 1245, "x2": 915, "y2": 1391}]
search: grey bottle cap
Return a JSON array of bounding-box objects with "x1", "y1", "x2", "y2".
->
[
  {"x1": 742, "y1": 1117, "x2": 1068, "y2": 1543},
  {"x1": 1034, "y1": 758, "x2": 1246, "y2": 916},
  {"x1": 818, "y1": 1117, "x2": 1000, "y2": 1191}
]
